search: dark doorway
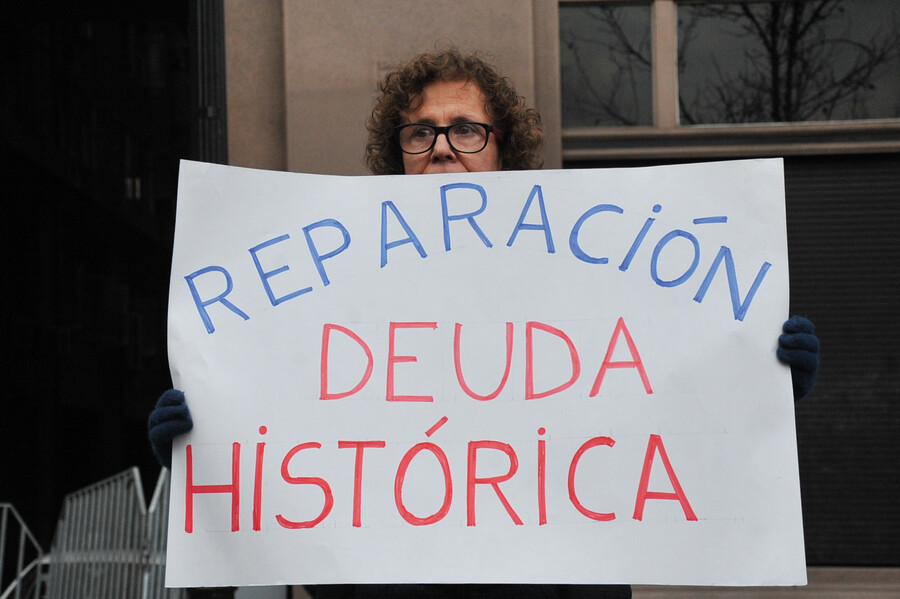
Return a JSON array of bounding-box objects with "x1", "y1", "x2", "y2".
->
[{"x1": 1, "y1": 3, "x2": 225, "y2": 548}]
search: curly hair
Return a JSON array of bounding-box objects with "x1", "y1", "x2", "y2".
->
[{"x1": 366, "y1": 49, "x2": 543, "y2": 175}]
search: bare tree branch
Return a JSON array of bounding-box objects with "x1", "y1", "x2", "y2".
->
[
  {"x1": 561, "y1": 5, "x2": 651, "y2": 126},
  {"x1": 680, "y1": 0, "x2": 899, "y2": 123},
  {"x1": 562, "y1": 0, "x2": 898, "y2": 126}
]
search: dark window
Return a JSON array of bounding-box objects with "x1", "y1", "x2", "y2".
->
[
  {"x1": 0, "y1": 1, "x2": 226, "y2": 547},
  {"x1": 678, "y1": 0, "x2": 900, "y2": 124},
  {"x1": 560, "y1": 2, "x2": 653, "y2": 127}
]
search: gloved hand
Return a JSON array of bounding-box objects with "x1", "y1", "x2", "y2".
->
[
  {"x1": 776, "y1": 316, "x2": 819, "y2": 401},
  {"x1": 148, "y1": 389, "x2": 193, "y2": 468}
]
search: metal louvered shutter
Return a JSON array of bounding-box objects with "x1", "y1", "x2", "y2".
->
[{"x1": 786, "y1": 153, "x2": 900, "y2": 565}]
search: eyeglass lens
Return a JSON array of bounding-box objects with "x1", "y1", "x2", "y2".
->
[{"x1": 398, "y1": 123, "x2": 490, "y2": 154}]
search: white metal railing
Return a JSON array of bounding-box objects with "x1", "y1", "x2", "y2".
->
[
  {"x1": 42, "y1": 468, "x2": 185, "y2": 599},
  {"x1": 0, "y1": 503, "x2": 46, "y2": 599}
]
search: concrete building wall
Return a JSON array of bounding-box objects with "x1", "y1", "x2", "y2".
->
[
  {"x1": 224, "y1": 0, "x2": 287, "y2": 172},
  {"x1": 224, "y1": 0, "x2": 561, "y2": 175}
]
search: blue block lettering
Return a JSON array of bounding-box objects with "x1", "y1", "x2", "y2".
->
[
  {"x1": 569, "y1": 204, "x2": 623, "y2": 264},
  {"x1": 303, "y1": 219, "x2": 352, "y2": 286},
  {"x1": 440, "y1": 182, "x2": 493, "y2": 251},
  {"x1": 693, "y1": 245, "x2": 772, "y2": 321},
  {"x1": 249, "y1": 234, "x2": 313, "y2": 307},
  {"x1": 650, "y1": 230, "x2": 701, "y2": 288},
  {"x1": 184, "y1": 266, "x2": 250, "y2": 334},
  {"x1": 381, "y1": 201, "x2": 428, "y2": 267},
  {"x1": 507, "y1": 185, "x2": 555, "y2": 253}
]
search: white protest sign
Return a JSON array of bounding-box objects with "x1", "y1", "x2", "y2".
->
[{"x1": 165, "y1": 159, "x2": 805, "y2": 587}]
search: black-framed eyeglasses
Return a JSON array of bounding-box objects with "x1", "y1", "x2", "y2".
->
[{"x1": 396, "y1": 122, "x2": 498, "y2": 154}]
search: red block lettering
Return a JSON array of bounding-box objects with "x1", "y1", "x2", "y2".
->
[
  {"x1": 394, "y1": 442, "x2": 453, "y2": 526},
  {"x1": 526, "y1": 321, "x2": 581, "y2": 399},
  {"x1": 454, "y1": 322, "x2": 514, "y2": 400},
  {"x1": 338, "y1": 440, "x2": 387, "y2": 526},
  {"x1": 466, "y1": 440, "x2": 523, "y2": 526},
  {"x1": 387, "y1": 322, "x2": 438, "y2": 402},
  {"x1": 320, "y1": 323, "x2": 374, "y2": 399},
  {"x1": 590, "y1": 317, "x2": 653, "y2": 396},
  {"x1": 276, "y1": 442, "x2": 334, "y2": 529},
  {"x1": 537, "y1": 428, "x2": 547, "y2": 525},
  {"x1": 185, "y1": 442, "x2": 241, "y2": 533},
  {"x1": 253, "y1": 427, "x2": 267, "y2": 531},
  {"x1": 568, "y1": 436, "x2": 616, "y2": 521},
  {"x1": 633, "y1": 434, "x2": 697, "y2": 521}
]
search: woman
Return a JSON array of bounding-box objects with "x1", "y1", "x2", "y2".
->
[{"x1": 151, "y1": 49, "x2": 819, "y2": 599}]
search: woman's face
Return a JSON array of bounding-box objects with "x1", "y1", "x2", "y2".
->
[{"x1": 400, "y1": 79, "x2": 502, "y2": 175}]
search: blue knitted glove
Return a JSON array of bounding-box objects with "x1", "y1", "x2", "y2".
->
[
  {"x1": 148, "y1": 389, "x2": 193, "y2": 468},
  {"x1": 776, "y1": 316, "x2": 819, "y2": 401}
]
